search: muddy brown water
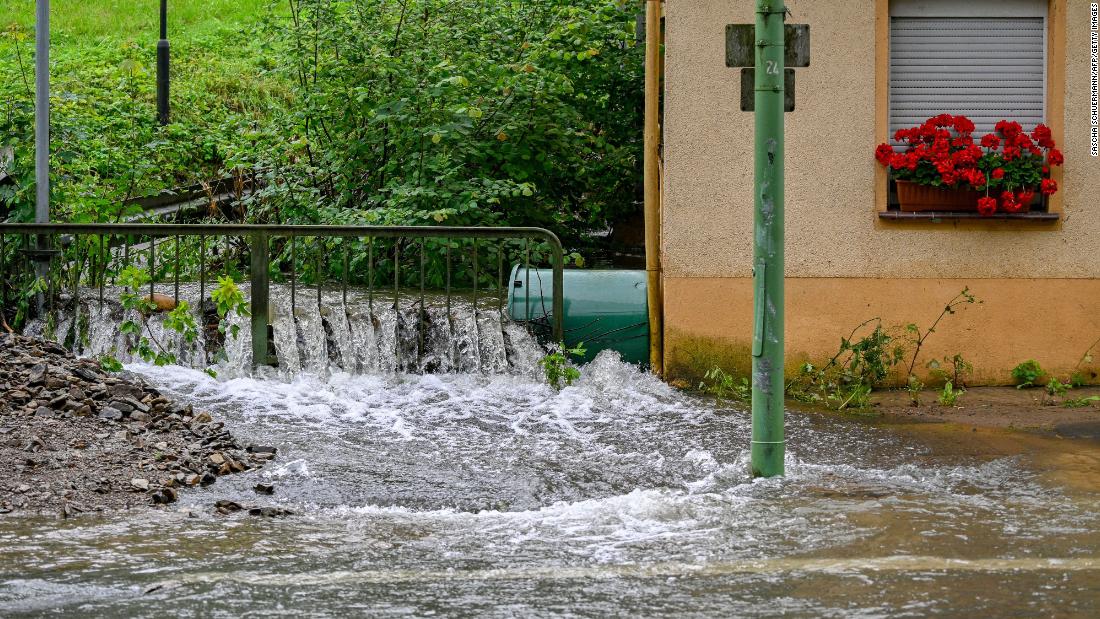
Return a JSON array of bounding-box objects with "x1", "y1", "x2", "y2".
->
[{"x1": 1, "y1": 354, "x2": 1099, "y2": 617}]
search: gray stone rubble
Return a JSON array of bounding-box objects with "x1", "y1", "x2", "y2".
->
[{"x1": 0, "y1": 334, "x2": 277, "y2": 517}]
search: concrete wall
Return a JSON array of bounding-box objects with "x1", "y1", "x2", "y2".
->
[{"x1": 661, "y1": 0, "x2": 1100, "y2": 384}]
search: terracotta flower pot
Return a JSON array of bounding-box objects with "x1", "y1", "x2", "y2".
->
[{"x1": 895, "y1": 180, "x2": 981, "y2": 212}]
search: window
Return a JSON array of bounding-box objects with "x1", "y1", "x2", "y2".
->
[
  {"x1": 880, "y1": 0, "x2": 1058, "y2": 219},
  {"x1": 889, "y1": 0, "x2": 1046, "y2": 141}
]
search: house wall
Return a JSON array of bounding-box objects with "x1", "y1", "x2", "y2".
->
[{"x1": 661, "y1": 0, "x2": 1100, "y2": 384}]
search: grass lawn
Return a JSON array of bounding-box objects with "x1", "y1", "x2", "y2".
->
[
  {"x1": 4, "y1": 0, "x2": 274, "y2": 39},
  {"x1": 0, "y1": 0, "x2": 290, "y2": 221}
]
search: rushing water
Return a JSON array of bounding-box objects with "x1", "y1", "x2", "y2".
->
[
  {"x1": 5, "y1": 290, "x2": 1100, "y2": 616},
  {"x1": 28, "y1": 284, "x2": 523, "y2": 378}
]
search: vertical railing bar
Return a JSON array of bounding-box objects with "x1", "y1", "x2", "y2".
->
[
  {"x1": 367, "y1": 237, "x2": 374, "y2": 313},
  {"x1": 497, "y1": 241, "x2": 504, "y2": 319},
  {"x1": 316, "y1": 238, "x2": 322, "y2": 313},
  {"x1": 22, "y1": 235, "x2": 29, "y2": 288},
  {"x1": 393, "y1": 240, "x2": 400, "y2": 310},
  {"x1": 419, "y1": 238, "x2": 426, "y2": 359},
  {"x1": 394, "y1": 239, "x2": 401, "y2": 369},
  {"x1": 472, "y1": 239, "x2": 479, "y2": 313},
  {"x1": 149, "y1": 235, "x2": 156, "y2": 298},
  {"x1": 199, "y1": 235, "x2": 207, "y2": 366},
  {"x1": 551, "y1": 238, "x2": 564, "y2": 343},
  {"x1": 290, "y1": 233, "x2": 296, "y2": 315},
  {"x1": 123, "y1": 235, "x2": 131, "y2": 276},
  {"x1": 342, "y1": 239, "x2": 349, "y2": 308},
  {"x1": 47, "y1": 248, "x2": 55, "y2": 336},
  {"x1": 71, "y1": 240, "x2": 79, "y2": 348},
  {"x1": 173, "y1": 234, "x2": 180, "y2": 305},
  {"x1": 445, "y1": 242, "x2": 451, "y2": 317},
  {"x1": 524, "y1": 239, "x2": 531, "y2": 333},
  {"x1": 224, "y1": 236, "x2": 230, "y2": 276},
  {"x1": 199, "y1": 235, "x2": 206, "y2": 310},
  {"x1": 98, "y1": 235, "x2": 106, "y2": 310}
]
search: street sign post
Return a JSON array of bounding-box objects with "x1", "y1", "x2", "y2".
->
[{"x1": 749, "y1": 1, "x2": 787, "y2": 478}]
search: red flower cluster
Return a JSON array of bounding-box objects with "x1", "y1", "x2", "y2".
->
[
  {"x1": 876, "y1": 114, "x2": 1064, "y2": 216},
  {"x1": 876, "y1": 114, "x2": 988, "y2": 189},
  {"x1": 976, "y1": 196, "x2": 998, "y2": 216}
]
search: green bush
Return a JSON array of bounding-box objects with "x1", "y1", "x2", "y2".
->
[
  {"x1": 255, "y1": 0, "x2": 643, "y2": 240},
  {"x1": 0, "y1": 18, "x2": 290, "y2": 224}
]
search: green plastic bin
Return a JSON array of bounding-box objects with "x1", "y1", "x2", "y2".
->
[{"x1": 507, "y1": 266, "x2": 649, "y2": 366}]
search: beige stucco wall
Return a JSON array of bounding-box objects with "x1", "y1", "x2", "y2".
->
[
  {"x1": 661, "y1": 0, "x2": 1100, "y2": 383},
  {"x1": 662, "y1": 0, "x2": 1098, "y2": 280}
]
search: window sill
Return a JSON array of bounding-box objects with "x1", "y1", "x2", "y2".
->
[{"x1": 878, "y1": 211, "x2": 1061, "y2": 223}]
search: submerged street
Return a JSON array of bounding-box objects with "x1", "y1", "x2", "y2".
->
[{"x1": 2, "y1": 352, "x2": 1098, "y2": 616}]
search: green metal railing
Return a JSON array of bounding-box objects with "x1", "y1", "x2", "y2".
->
[{"x1": 0, "y1": 223, "x2": 564, "y2": 367}]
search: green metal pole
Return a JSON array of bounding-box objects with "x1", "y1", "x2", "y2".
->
[{"x1": 750, "y1": 0, "x2": 785, "y2": 477}]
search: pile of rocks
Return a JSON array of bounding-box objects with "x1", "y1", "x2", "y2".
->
[{"x1": 0, "y1": 334, "x2": 275, "y2": 516}]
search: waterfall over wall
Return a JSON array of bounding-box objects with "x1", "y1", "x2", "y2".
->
[{"x1": 27, "y1": 284, "x2": 544, "y2": 377}]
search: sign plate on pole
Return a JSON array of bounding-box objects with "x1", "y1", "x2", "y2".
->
[
  {"x1": 725, "y1": 24, "x2": 810, "y2": 68},
  {"x1": 740, "y1": 68, "x2": 795, "y2": 112}
]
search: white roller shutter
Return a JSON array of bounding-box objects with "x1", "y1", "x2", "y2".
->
[{"x1": 889, "y1": 16, "x2": 1046, "y2": 140}]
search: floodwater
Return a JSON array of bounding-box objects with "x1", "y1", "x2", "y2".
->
[{"x1": 2, "y1": 352, "x2": 1099, "y2": 616}]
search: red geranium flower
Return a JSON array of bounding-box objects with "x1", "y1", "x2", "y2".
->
[
  {"x1": 875, "y1": 143, "x2": 895, "y2": 165},
  {"x1": 954, "y1": 116, "x2": 976, "y2": 134},
  {"x1": 996, "y1": 120, "x2": 1023, "y2": 140},
  {"x1": 965, "y1": 169, "x2": 987, "y2": 188},
  {"x1": 976, "y1": 196, "x2": 998, "y2": 216},
  {"x1": 1032, "y1": 124, "x2": 1055, "y2": 148},
  {"x1": 1041, "y1": 178, "x2": 1058, "y2": 195},
  {"x1": 1001, "y1": 190, "x2": 1022, "y2": 213},
  {"x1": 875, "y1": 115, "x2": 1064, "y2": 199}
]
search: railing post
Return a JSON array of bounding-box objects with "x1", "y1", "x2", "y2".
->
[
  {"x1": 250, "y1": 231, "x2": 270, "y2": 367},
  {"x1": 544, "y1": 233, "x2": 565, "y2": 343}
]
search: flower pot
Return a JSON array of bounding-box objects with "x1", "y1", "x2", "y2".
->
[{"x1": 895, "y1": 180, "x2": 981, "y2": 212}]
